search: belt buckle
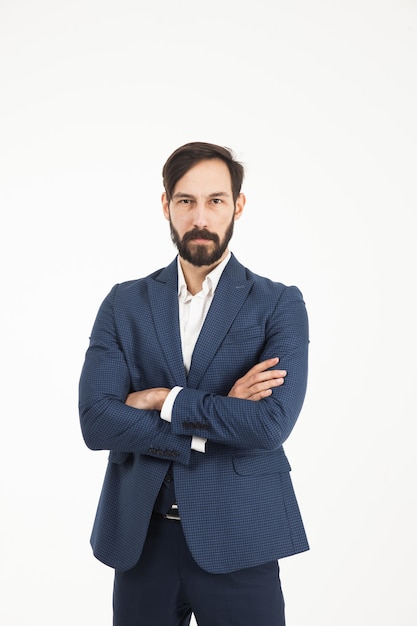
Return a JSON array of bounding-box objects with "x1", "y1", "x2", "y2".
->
[{"x1": 164, "y1": 504, "x2": 180, "y2": 521}]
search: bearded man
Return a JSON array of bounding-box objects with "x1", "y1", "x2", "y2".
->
[{"x1": 79, "y1": 141, "x2": 309, "y2": 626}]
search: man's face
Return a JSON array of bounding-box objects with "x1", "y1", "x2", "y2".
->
[{"x1": 162, "y1": 159, "x2": 245, "y2": 267}]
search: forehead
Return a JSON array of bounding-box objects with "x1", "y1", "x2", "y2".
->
[{"x1": 173, "y1": 159, "x2": 232, "y2": 195}]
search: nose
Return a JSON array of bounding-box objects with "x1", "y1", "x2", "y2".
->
[{"x1": 192, "y1": 201, "x2": 208, "y2": 229}]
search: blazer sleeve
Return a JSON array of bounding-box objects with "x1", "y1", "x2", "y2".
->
[
  {"x1": 170, "y1": 285, "x2": 309, "y2": 451},
  {"x1": 78, "y1": 286, "x2": 192, "y2": 465}
]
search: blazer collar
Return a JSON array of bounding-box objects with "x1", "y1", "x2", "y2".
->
[
  {"x1": 188, "y1": 255, "x2": 254, "y2": 389},
  {"x1": 148, "y1": 254, "x2": 254, "y2": 389},
  {"x1": 148, "y1": 258, "x2": 187, "y2": 387}
]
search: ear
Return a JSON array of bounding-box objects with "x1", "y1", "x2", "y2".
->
[
  {"x1": 234, "y1": 193, "x2": 246, "y2": 221},
  {"x1": 161, "y1": 193, "x2": 170, "y2": 221}
]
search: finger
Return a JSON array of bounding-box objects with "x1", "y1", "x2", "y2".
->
[
  {"x1": 248, "y1": 388, "x2": 274, "y2": 401},
  {"x1": 257, "y1": 369, "x2": 286, "y2": 380},
  {"x1": 248, "y1": 376, "x2": 285, "y2": 395},
  {"x1": 246, "y1": 369, "x2": 287, "y2": 387},
  {"x1": 245, "y1": 357, "x2": 279, "y2": 376}
]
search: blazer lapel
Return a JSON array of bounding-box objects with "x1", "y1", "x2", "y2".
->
[
  {"x1": 148, "y1": 259, "x2": 188, "y2": 388},
  {"x1": 187, "y1": 256, "x2": 253, "y2": 389}
]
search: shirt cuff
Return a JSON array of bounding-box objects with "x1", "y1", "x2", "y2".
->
[
  {"x1": 161, "y1": 387, "x2": 207, "y2": 453},
  {"x1": 160, "y1": 386, "x2": 183, "y2": 422},
  {"x1": 191, "y1": 436, "x2": 207, "y2": 453}
]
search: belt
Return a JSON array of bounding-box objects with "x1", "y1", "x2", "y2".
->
[{"x1": 164, "y1": 504, "x2": 180, "y2": 521}]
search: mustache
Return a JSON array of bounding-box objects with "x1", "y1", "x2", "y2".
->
[{"x1": 182, "y1": 229, "x2": 219, "y2": 244}]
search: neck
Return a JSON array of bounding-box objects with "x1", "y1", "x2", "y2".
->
[{"x1": 179, "y1": 249, "x2": 229, "y2": 295}]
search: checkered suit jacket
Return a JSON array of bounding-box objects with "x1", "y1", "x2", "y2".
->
[{"x1": 79, "y1": 254, "x2": 309, "y2": 574}]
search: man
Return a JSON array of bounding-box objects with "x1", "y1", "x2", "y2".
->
[{"x1": 79, "y1": 142, "x2": 309, "y2": 625}]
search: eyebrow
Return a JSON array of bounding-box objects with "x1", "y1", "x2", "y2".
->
[
  {"x1": 172, "y1": 191, "x2": 230, "y2": 199},
  {"x1": 208, "y1": 192, "x2": 230, "y2": 198}
]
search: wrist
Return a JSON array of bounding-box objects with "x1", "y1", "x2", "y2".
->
[{"x1": 157, "y1": 388, "x2": 171, "y2": 410}]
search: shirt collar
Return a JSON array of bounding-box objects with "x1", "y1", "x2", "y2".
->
[{"x1": 177, "y1": 252, "x2": 231, "y2": 300}]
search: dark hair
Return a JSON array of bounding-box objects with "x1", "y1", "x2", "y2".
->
[{"x1": 162, "y1": 142, "x2": 244, "y2": 203}]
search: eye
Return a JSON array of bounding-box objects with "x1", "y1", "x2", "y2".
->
[{"x1": 211, "y1": 198, "x2": 223, "y2": 204}]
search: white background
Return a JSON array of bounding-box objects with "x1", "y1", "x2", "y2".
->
[{"x1": 1, "y1": 1, "x2": 416, "y2": 624}]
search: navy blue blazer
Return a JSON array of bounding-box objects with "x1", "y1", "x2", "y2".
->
[{"x1": 79, "y1": 254, "x2": 309, "y2": 574}]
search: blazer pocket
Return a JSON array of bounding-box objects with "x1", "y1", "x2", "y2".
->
[
  {"x1": 222, "y1": 326, "x2": 263, "y2": 344},
  {"x1": 108, "y1": 451, "x2": 132, "y2": 465},
  {"x1": 232, "y1": 450, "x2": 291, "y2": 476}
]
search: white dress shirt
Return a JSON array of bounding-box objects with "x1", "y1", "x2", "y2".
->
[{"x1": 161, "y1": 252, "x2": 231, "y2": 452}]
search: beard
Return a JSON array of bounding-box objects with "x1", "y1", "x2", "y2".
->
[{"x1": 169, "y1": 215, "x2": 235, "y2": 267}]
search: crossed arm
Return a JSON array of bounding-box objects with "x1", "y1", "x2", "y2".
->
[{"x1": 125, "y1": 357, "x2": 286, "y2": 411}]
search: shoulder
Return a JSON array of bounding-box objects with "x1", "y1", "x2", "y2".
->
[
  {"x1": 226, "y1": 254, "x2": 305, "y2": 304},
  {"x1": 254, "y1": 271, "x2": 302, "y2": 294},
  {"x1": 243, "y1": 266, "x2": 305, "y2": 303}
]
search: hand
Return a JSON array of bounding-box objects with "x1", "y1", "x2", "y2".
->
[
  {"x1": 125, "y1": 388, "x2": 170, "y2": 411},
  {"x1": 228, "y1": 357, "x2": 286, "y2": 401}
]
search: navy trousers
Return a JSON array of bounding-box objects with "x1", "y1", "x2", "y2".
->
[{"x1": 113, "y1": 514, "x2": 286, "y2": 626}]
